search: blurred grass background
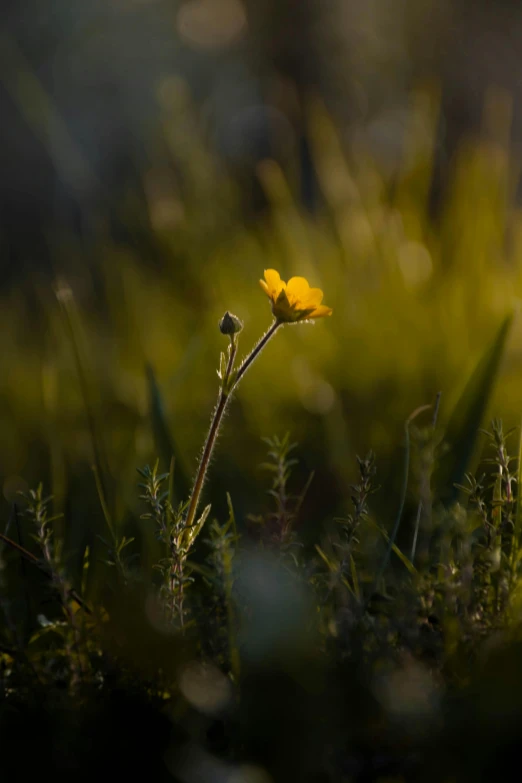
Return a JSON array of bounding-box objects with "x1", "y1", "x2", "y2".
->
[{"x1": 2, "y1": 0, "x2": 522, "y2": 584}]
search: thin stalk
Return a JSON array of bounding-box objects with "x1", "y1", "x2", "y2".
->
[
  {"x1": 0, "y1": 530, "x2": 91, "y2": 613},
  {"x1": 93, "y1": 463, "x2": 117, "y2": 545},
  {"x1": 410, "y1": 501, "x2": 422, "y2": 563},
  {"x1": 234, "y1": 320, "x2": 281, "y2": 385},
  {"x1": 93, "y1": 463, "x2": 125, "y2": 581},
  {"x1": 184, "y1": 319, "x2": 281, "y2": 531},
  {"x1": 222, "y1": 537, "x2": 240, "y2": 683},
  {"x1": 366, "y1": 404, "x2": 431, "y2": 610},
  {"x1": 411, "y1": 391, "x2": 441, "y2": 563},
  {"x1": 57, "y1": 293, "x2": 111, "y2": 502},
  {"x1": 184, "y1": 393, "x2": 229, "y2": 532},
  {"x1": 510, "y1": 419, "x2": 522, "y2": 587},
  {"x1": 38, "y1": 531, "x2": 85, "y2": 677},
  {"x1": 224, "y1": 336, "x2": 238, "y2": 383}
]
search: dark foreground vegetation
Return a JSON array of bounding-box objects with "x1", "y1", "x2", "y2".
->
[{"x1": 3, "y1": 407, "x2": 522, "y2": 782}]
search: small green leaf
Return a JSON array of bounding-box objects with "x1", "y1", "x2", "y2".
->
[
  {"x1": 371, "y1": 521, "x2": 418, "y2": 575},
  {"x1": 315, "y1": 544, "x2": 337, "y2": 573},
  {"x1": 186, "y1": 504, "x2": 212, "y2": 548},
  {"x1": 217, "y1": 351, "x2": 226, "y2": 380}
]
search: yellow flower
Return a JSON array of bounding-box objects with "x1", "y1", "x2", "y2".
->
[{"x1": 259, "y1": 269, "x2": 333, "y2": 322}]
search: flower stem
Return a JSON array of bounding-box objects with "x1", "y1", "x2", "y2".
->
[
  {"x1": 184, "y1": 319, "x2": 281, "y2": 531},
  {"x1": 234, "y1": 319, "x2": 281, "y2": 386},
  {"x1": 185, "y1": 391, "x2": 229, "y2": 531}
]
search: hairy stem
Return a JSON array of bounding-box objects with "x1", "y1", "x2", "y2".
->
[
  {"x1": 184, "y1": 392, "x2": 229, "y2": 532},
  {"x1": 184, "y1": 320, "x2": 281, "y2": 531},
  {"x1": 234, "y1": 319, "x2": 281, "y2": 386}
]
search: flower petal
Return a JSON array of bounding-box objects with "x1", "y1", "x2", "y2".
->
[
  {"x1": 308, "y1": 305, "x2": 333, "y2": 318},
  {"x1": 259, "y1": 279, "x2": 270, "y2": 295},
  {"x1": 264, "y1": 269, "x2": 285, "y2": 298},
  {"x1": 303, "y1": 287, "x2": 324, "y2": 307},
  {"x1": 286, "y1": 276, "x2": 310, "y2": 305}
]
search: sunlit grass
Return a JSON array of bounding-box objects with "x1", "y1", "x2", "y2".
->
[{"x1": 2, "y1": 86, "x2": 521, "y2": 499}]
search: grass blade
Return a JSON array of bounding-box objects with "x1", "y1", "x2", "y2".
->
[
  {"x1": 510, "y1": 420, "x2": 522, "y2": 584},
  {"x1": 366, "y1": 404, "x2": 430, "y2": 607},
  {"x1": 434, "y1": 312, "x2": 513, "y2": 504},
  {"x1": 145, "y1": 363, "x2": 190, "y2": 500},
  {"x1": 57, "y1": 288, "x2": 112, "y2": 507}
]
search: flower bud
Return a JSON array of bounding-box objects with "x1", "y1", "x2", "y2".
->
[{"x1": 219, "y1": 311, "x2": 243, "y2": 335}]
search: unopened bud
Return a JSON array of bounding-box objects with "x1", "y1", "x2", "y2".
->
[{"x1": 219, "y1": 311, "x2": 243, "y2": 336}]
